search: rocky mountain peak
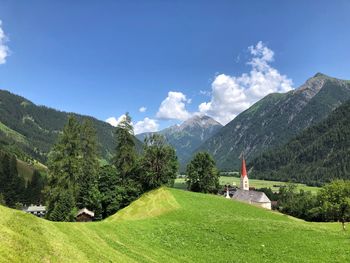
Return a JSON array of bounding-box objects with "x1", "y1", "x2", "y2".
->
[{"x1": 179, "y1": 115, "x2": 222, "y2": 130}]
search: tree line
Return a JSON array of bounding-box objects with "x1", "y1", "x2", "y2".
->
[
  {"x1": 45, "y1": 113, "x2": 178, "y2": 221},
  {"x1": 0, "y1": 150, "x2": 45, "y2": 207},
  {"x1": 257, "y1": 180, "x2": 350, "y2": 230}
]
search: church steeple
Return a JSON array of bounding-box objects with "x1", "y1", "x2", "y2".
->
[{"x1": 240, "y1": 157, "x2": 249, "y2": 190}]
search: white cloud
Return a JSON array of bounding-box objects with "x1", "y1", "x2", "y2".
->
[
  {"x1": 156, "y1": 91, "x2": 191, "y2": 121},
  {"x1": 105, "y1": 114, "x2": 127, "y2": 127},
  {"x1": 139, "y1": 106, "x2": 147, "y2": 113},
  {"x1": 199, "y1": 41, "x2": 293, "y2": 125},
  {"x1": 134, "y1": 117, "x2": 159, "y2": 134},
  {"x1": 0, "y1": 20, "x2": 9, "y2": 64}
]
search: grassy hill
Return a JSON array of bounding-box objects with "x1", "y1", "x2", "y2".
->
[{"x1": 1, "y1": 187, "x2": 349, "y2": 262}]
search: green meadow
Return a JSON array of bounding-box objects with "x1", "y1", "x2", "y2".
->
[
  {"x1": 0, "y1": 187, "x2": 348, "y2": 262},
  {"x1": 174, "y1": 176, "x2": 320, "y2": 193}
]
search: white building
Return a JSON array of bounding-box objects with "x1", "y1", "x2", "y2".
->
[{"x1": 231, "y1": 158, "x2": 271, "y2": 210}]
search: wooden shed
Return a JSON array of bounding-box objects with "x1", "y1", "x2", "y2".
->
[{"x1": 76, "y1": 208, "x2": 94, "y2": 222}]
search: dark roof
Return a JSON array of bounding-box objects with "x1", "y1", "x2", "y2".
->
[{"x1": 232, "y1": 189, "x2": 271, "y2": 203}]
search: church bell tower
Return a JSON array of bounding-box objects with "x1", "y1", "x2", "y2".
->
[{"x1": 240, "y1": 157, "x2": 249, "y2": 191}]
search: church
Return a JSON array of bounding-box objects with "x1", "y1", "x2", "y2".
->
[{"x1": 226, "y1": 158, "x2": 271, "y2": 210}]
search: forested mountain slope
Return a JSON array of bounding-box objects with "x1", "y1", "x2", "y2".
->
[
  {"x1": 250, "y1": 99, "x2": 350, "y2": 185},
  {"x1": 0, "y1": 90, "x2": 141, "y2": 163},
  {"x1": 197, "y1": 73, "x2": 350, "y2": 170}
]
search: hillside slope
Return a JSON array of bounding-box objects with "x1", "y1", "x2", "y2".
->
[
  {"x1": 250, "y1": 99, "x2": 350, "y2": 185},
  {"x1": 197, "y1": 73, "x2": 350, "y2": 170},
  {"x1": 0, "y1": 90, "x2": 142, "y2": 163},
  {"x1": 1, "y1": 187, "x2": 349, "y2": 262},
  {"x1": 137, "y1": 115, "x2": 222, "y2": 168}
]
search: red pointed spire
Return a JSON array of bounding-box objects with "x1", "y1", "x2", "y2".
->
[{"x1": 241, "y1": 158, "x2": 248, "y2": 178}]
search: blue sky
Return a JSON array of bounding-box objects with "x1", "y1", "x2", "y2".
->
[{"x1": 0, "y1": 1, "x2": 349, "y2": 133}]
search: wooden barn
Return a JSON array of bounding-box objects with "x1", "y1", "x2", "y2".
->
[{"x1": 76, "y1": 208, "x2": 95, "y2": 222}]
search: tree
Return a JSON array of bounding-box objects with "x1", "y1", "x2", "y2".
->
[
  {"x1": 46, "y1": 186, "x2": 76, "y2": 222},
  {"x1": 76, "y1": 119, "x2": 101, "y2": 219},
  {"x1": 140, "y1": 134, "x2": 178, "y2": 191},
  {"x1": 113, "y1": 113, "x2": 137, "y2": 181},
  {"x1": 46, "y1": 116, "x2": 81, "y2": 221},
  {"x1": 316, "y1": 180, "x2": 350, "y2": 230},
  {"x1": 0, "y1": 152, "x2": 25, "y2": 207},
  {"x1": 186, "y1": 152, "x2": 219, "y2": 193},
  {"x1": 98, "y1": 165, "x2": 122, "y2": 218},
  {"x1": 26, "y1": 170, "x2": 44, "y2": 205}
]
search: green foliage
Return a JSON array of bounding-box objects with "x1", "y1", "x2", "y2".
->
[
  {"x1": 0, "y1": 150, "x2": 26, "y2": 207},
  {"x1": 25, "y1": 170, "x2": 45, "y2": 204},
  {"x1": 186, "y1": 152, "x2": 219, "y2": 193},
  {"x1": 113, "y1": 113, "x2": 137, "y2": 181},
  {"x1": 140, "y1": 134, "x2": 178, "y2": 190},
  {"x1": 315, "y1": 180, "x2": 350, "y2": 230},
  {"x1": 0, "y1": 193, "x2": 5, "y2": 205},
  {"x1": 251, "y1": 99, "x2": 350, "y2": 185},
  {"x1": 98, "y1": 165, "x2": 124, "y2": 218},
  {"x1": 76, "y1": 119, "x2": 102, "y2": 218},
  {"x1": 277, "y1": 184, "x2": 318, "y2": 221},
  {"x1": 46, "y1": 186, "x2": 76, "y2": 222},
  {"x1": 46, "y1": 116, "x2": 102, "y2": 221}
]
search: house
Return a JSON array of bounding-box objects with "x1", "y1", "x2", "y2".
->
[
  {"x1": 230, "y1": 158, "x2": 272, "y2": 210},
  {"x1": 24, "y1": 205, "x2": 46, "y2": 217},
  {"x1": 76, "y1": 208, "x2": 95, "y2": 222}
]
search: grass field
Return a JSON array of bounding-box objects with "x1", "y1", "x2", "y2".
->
[
  {"x1": 174, "y1": 176, "x2": 320, "y2": 193},
  {"x1": 0, "y1": 187, "x2": 348, "y2": 262}
]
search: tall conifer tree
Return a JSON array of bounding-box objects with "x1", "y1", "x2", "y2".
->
[
  {"x1": 113, "y1": 113, "x2": 137, "y2": 181},
  {"x1": 46, "y1": 116, "x2": 81, "y2": 221}
]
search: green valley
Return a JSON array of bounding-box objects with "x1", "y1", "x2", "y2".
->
[{"x1": 0, "y1": 187, "x2": 349, "y2": 263}]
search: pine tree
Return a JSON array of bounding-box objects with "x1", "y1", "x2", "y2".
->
[
  {"x1": 46, "y1": 116, "x2": 81, "y2": 221},
  {"x1": 113, "y1": 113, "x2": 137, "y2": 181},
  {"x1": 77, "y1": 119, "x2": 102, "y2": 219}
]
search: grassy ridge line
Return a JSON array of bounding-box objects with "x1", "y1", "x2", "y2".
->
[
  {"x1": 107, "y1": 187, "x2": 180, "y2": 222},
  {"x1": 0, "y1": 121, "x2": 27, "y2": 144},
  {"x1": 1, "y1": 188, "x2": 350, "y2": 262}
]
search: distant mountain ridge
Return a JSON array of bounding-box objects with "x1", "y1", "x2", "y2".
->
[
  {"x1": 0, "y1": 89, "x2": 141, "y2": 163},
  {"x1": 196, "y1": 73, "x2": 350, "y2": 170},
  {"x1": 250, "y1": 99, "x2": 350, "y2": 185},
  {"x1": 137, "y1": 115, "x2": 222, "y2": 168}
]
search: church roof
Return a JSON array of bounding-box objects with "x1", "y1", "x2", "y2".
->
[
  {"x1": 241, "y1": 158, "x2": 248, "y2": 178},
  {"x1": 233, "y1": 189, "x2": 271, "y2": 203}
]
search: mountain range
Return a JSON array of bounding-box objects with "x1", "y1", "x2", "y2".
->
[
  {"x1": 1, "y1": 72, "x2": 350, "y2": 181},
  {"x1": 196, "y1": 73, "x2": 350, "y2": 170}
]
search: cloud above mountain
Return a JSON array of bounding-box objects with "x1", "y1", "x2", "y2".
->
[
  {"x1": 106, "y1": 114, "x2": 159, "y2": 134},
  {"x1": 106, "y1": 42, "x2": 292, "y2": 131},
  {"x1": 156, "y1": 91, "x2": 191, "y2": 121},
  {"x1": 199, "y1": 41, "x2": 293, "y2": 124},
  {"x1": 0, "y1": 20, "x2": 9, "y2": 64},
  {"x1": 134, "y1": 117, "x2": 159, "y2": 134}
]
